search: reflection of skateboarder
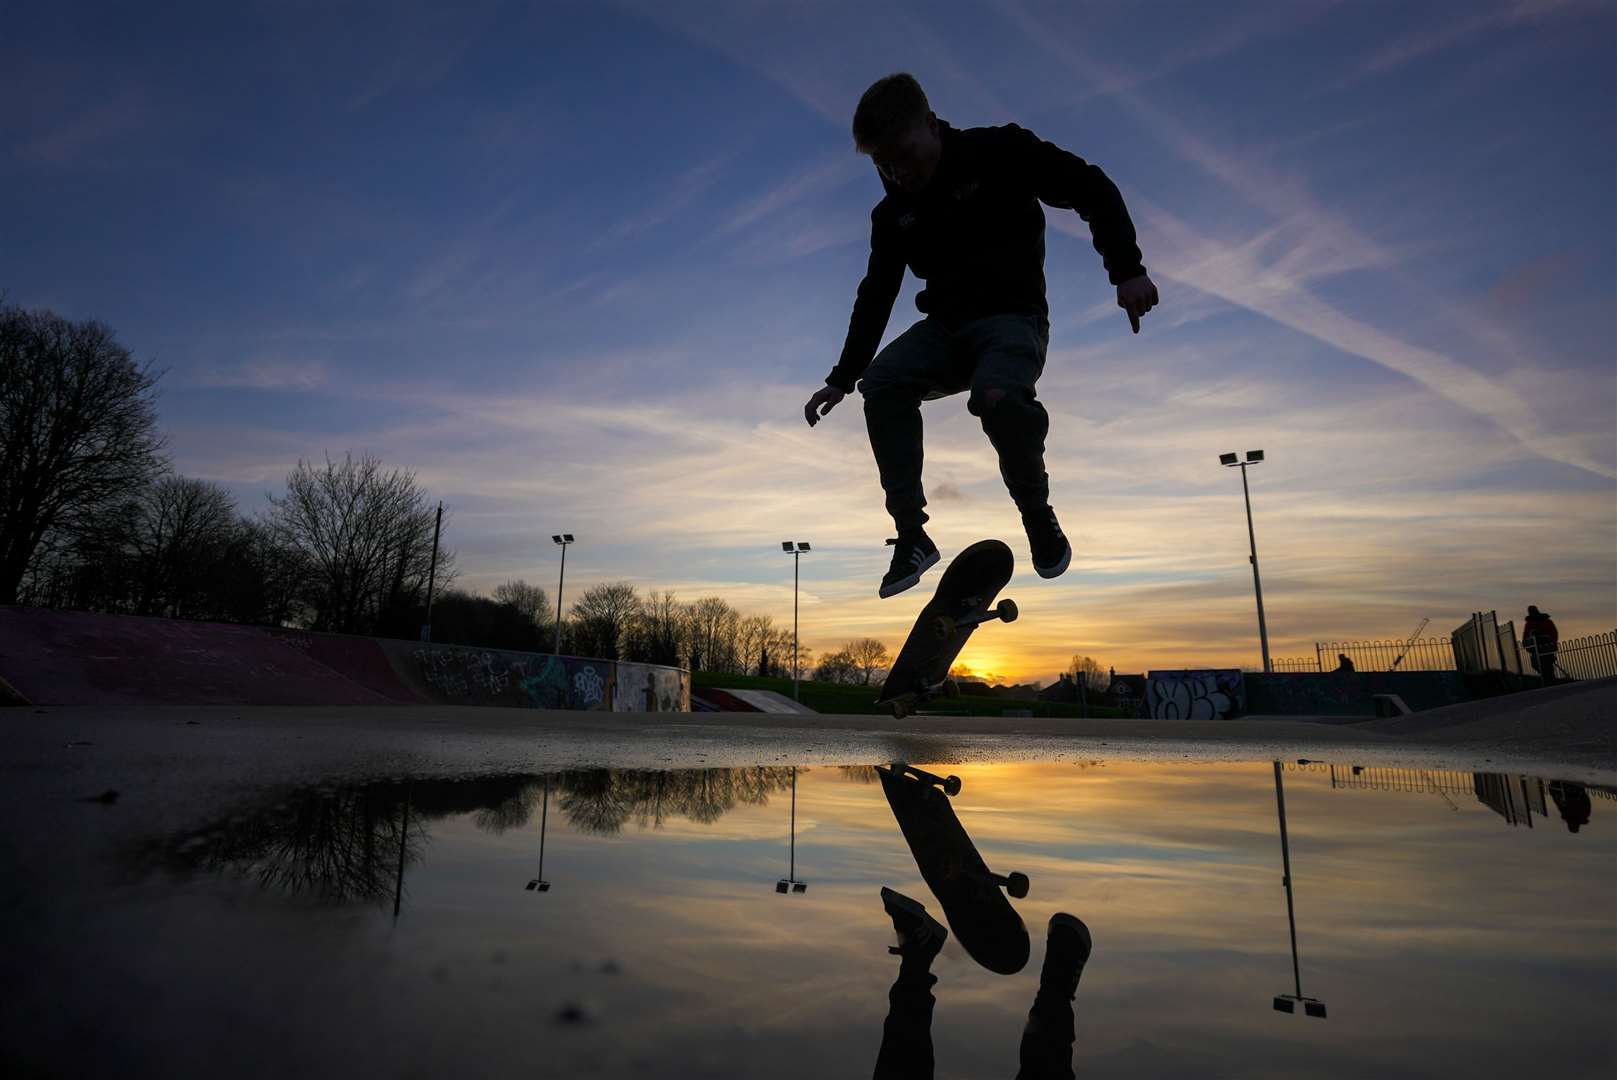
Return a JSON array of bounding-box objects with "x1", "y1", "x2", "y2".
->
[
  {"x1": 802, "y1": 72, "x2": 1157, "y2": 598},
  {"x1": 874, "y1": 888, "x2": 1092, "y2": 1080},
  {"x1": 878, "y1": 764, "x2": 1029, "y2": 973}
]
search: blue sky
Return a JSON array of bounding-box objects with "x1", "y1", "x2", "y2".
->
[{"x1": 4, "y1": 0, "x2": 1613, "y2": 681}]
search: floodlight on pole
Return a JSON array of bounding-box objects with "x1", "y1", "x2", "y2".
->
[
  {"x1": 775, "y1": 766, "x2": 807, "y2": 894},
  {"x1": 1271, "y1": 762, "x2": 1326, "y2": 1019},
  {"x1": 551, "y1": 534, "x2": 574, "y2": 655},
  {"x1": 781, "y1": 541, "x2": 811, "y2": 701},
  {"x1": 1219, "y1": 450, "x2": 1272, "y2": 674}
]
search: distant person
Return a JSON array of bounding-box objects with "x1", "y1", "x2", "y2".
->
[
  {"x1": 1522, "y1": 606, "x2": 1560, "y2": 685},
  {"x1": 804, "y1": 73, "x2": 1158, "y2": 598},
  {"x1": 874, "y1": 888, "x2": 1092, "y2": 1079},
  {"x1": 1334, "y1": 654, "x2": 1355, "y2": 673},
  {"x1": 1547, "y1": 780, "x2": 1591, "y2": 834}
]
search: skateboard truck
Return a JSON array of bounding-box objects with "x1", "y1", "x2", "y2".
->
[
  {"x1": 978, "y1": 869, "x2": 1030, "y2": 899},
  {"x1": 931, "y1": 598, "x2": 1018, "y2": 639},
  {"x1": 892, "y1": 763, "x2": 962, "y2": 797}
]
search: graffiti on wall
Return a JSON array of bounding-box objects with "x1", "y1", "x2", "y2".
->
[
  {"x1": 1145, "y1": 669, "x2": 1245, "y2": 720},
  {"x1": 612, "y1": 663, "x2": 690, "y2": 712},
  {"x1": 407, "y1": 645, "x2": 617, "y2": 711}
]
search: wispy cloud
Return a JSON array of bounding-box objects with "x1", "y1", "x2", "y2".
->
[{"x1": 1340, "y1": 0, "x2": 1605, "y2": 86}]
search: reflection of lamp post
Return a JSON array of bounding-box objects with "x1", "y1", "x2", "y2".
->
[
  {"x1": 526, "y1": 778, "x2": 552, "y2": 892},
  {"x1": 775, "y1": 766, "x2": 807, "y2": 894},
  {"x1": 1219, "y1": 450, "x2": 1272, "y2": 673},
  {"x1": 551, "y1": 534, "x2": 574, "y2": 655},
  {"x1": 780, "y1": 541, "x2": 811, "y2": 701},
  {"x1": 1271, "y1": 762, "x2": 1326, "y2": 1019},
  {"x1": 393, "y1": 785, "x2": 412, "y2": 922}
]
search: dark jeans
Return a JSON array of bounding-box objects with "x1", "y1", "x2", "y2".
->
[
  {"x1": 860, "y1": 314, "x2": 1051, "y2": 533},
  {"x1": 872, "y1": 967, "x2": 1076, "y2": 1080}
]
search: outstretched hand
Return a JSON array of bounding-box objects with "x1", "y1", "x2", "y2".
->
[
  {"x1": 804, "y1": 384, "x2": 845, "y2": 427},
  {"x1": 1117, "y1": 274, "x2": 1159, "y2": 334}
]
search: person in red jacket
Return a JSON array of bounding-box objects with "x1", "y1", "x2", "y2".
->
[
  {"x1": 1522, "y1": 605, "x2": 1560, "y2": 684},
  {"x1": 804, "y1": 73, "x2": 1158, "y2": 598}
]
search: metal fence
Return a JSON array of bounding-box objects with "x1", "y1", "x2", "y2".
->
[
  {"x1": 1270, "y1": 637, "x2": 1456, "y2": 673},
  {"x1": 1549, "y1": 630, "x2": 1617, "y2": 681}
]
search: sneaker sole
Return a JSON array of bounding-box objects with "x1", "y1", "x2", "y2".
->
[
  {"x1": 1048, "y1": 912, "x2": 1092, "y2": 958},
  {"x1": 1034, "y1": 539, "x2": 1071, "y2": 579},
  {"x1": 879, "y1": 549, "x2": 941, "y2": 598},
  {"x1": 881, "y1": 887, "x2": 949, "y2": 945}
]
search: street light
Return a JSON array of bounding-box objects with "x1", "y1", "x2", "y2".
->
[
  {"x1": 774, "y1": 766, "x2": 807, "y2": 894},
  {"x1": 781, "y1": 541, "x2": 811, "y2": 701},
  {"x1": 1271, "y1": 762, "x2": 1326, "y2": 1019},
  {"x1": 551, "y1": 534, "x2": 574, "y2": 655},
  {"x1": 1219, "y1": 450, "x2": 1272, "y2": 674},
  {"x1": 525, "y1": 777, "x2": 552, "y2": 893}
]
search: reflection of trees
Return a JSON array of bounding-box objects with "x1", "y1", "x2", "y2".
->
[
  {"x1": 154, "y1": 782, "x2": 424, "y2": 904},
  {"x1": 556, "y1": 768, "x2": 797, "y2": 834},
  {"x1": 147, "y1": 768, "x2": 802, "y2": 903}
]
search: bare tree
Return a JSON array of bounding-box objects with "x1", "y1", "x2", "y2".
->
[
  {"x1": 492, "y1": 579, "x2": 550, "y2": 625},
  {"x1": 814, "y1": 649, "x2": 858, "y2": 684},
  {"x1": 265, "y1": 453, "x2": 451, "y2": 634},
  {"x1": 0, "y1": 306, "x2": 167, "y2": 604},
  {"x1": 570, "y1": 581, "x2": 640, "y2": 660},
  {"x1": 1067, "y1": 654, "x2": 1108, "y2": 690},
  {"x1": 683, "y1": 596, "x2": 739, "y2": 673},
  {"x1": 736, "y1": 614, "x2": 777, "y2": 676},
  {"x1": 628, "y1": 589, "x2": 684, "y2": 666},
  {"x1": 121, "y1": 476, "x2": 240, "y2": 617},
  {"x1": 844, "y1": 637, "x2": 891, "y2": 686}
]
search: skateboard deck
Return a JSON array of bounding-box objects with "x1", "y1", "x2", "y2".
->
[
  {"x1": 878, "y1": 763, "x2": 1029, "y2": 975},
  {"x1": 876, "y1": 539, "x2": 1017, "y2": 718}
]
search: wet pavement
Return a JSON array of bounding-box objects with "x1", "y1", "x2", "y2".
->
[{"x1": 4, "y1": 757, "x2": 1614, "y2": 1078}]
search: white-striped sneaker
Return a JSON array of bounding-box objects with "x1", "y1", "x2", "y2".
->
[{"x1": 879, "y1": 532, "x2": 940, "y2": 598}]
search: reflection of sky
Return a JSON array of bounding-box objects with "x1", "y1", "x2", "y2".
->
[
  {"x1": 4, "y1": 3, "x2": 1614, "y2": 682},
  {"x1": 7, "y1": 762, "x2": 1615, "y2": 1077}
]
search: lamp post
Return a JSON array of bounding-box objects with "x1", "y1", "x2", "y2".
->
[
  {"x1": 1219, "y1": 450, "x2": 1272, "y2": 674},
  {"x1": 525, "y1": 777, "x2": 551, "y2": 893},
  {"x1": 1271, "y1": 762, "x2": 1326, "y2": 1018},
  {"x1": 775, "y1": 766, "x2": 807, "y2": 894},
  {"x1": 550, "y1": 534, "x2": 574, "y2": 655},
  {"x1": 780, "y1": 541, "x2": 811, "y2": 701},
  {"x1": 420, "y1": 502, "x2": 443, "y2": 642}
]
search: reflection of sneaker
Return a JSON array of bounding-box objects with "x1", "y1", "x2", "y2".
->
[
  {"x1": 1022, "y1": 507, "x2": 1071, "y2": 579},
  {"x1": 881, "y1": 887, "x2": 948, "y2": 967},
  {"x1": 1040, "y1": 913, "x2": 1092, "y2": 1000},
  {"x1": 880, "y1": 532, "x2": 940, "y2": 598}
]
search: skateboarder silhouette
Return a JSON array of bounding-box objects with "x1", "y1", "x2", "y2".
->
[{"x1": 804, "y1": 73, "x2": 1157, "y2": 598}]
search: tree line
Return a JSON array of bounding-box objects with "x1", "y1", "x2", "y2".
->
[{"x1": 0, "y1": 304, "x2": 900, "y2": 678}]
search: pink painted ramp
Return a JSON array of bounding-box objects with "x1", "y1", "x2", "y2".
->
[
  {"x1": 266, "y1": 629, "x2": 428, "y2": 704},
  {"x1": 0, "y1": 607, "x2": 394, "y2": 706}
]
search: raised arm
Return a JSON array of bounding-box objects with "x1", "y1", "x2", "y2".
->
[{"x1": 824, "y1": 208, "x2": 906, "y2": 393}]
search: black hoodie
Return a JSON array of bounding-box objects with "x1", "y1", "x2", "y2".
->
[{"x1": 826, "y1": 120, "x2": 1146, "y2": 393}]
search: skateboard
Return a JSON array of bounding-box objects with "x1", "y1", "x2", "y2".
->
[
  {"x1": 876, "y1": 539, "x2": 1017, "y2": 719},
  {"x1": 878, "y1": 763, "x2": 1030, "y2": 975}
]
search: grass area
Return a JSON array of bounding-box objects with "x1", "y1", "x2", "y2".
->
[{"x1": 693, "y1": 670, "x2": 1120, "y2": 719}]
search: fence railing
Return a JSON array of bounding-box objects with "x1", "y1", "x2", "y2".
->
[
  {"x1": 1270, "y1": 637, "x2": 1457, "y2": 674},
  {"x1": 1546, "y1": 630, "x2": 1617, "y2": 682}
]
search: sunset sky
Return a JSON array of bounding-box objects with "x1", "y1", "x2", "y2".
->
[{"x1": 4, "y1": 0, "x2": 1613, "y2": 684}]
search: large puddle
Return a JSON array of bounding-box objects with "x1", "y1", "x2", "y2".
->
[{"x1": 9, "y1": 761, "x2": 1615, "y2": 1077}]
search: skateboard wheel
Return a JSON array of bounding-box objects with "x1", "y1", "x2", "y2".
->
[
  {"x1": 1004, "y1": 871, "x2": 1029, "y2": 899},
  {"x1": 890, "y1": 701, "x2": 910, "y2": 719},
  {"x1": 996, "y1": 599, "x2": 1018, "y2": 623},
  {"x1": 942, "y1": 774, "x2": 962, "y2": 797},
  {"x1": 942, "y1": 678, "x2": 961, "y2": 699},
  {"x1": 931, "y1": 615, "x2": 955, "y2": 639}
]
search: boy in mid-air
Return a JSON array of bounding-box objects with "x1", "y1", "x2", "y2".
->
[{"x1": 804, "y1": 73, "x2": 1158, "y2": 598}]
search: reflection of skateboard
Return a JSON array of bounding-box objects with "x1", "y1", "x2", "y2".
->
[
  {"x1": 878, "y1": 764, "x2": 1029, "y2": 975},
  {"x1": 877, "y1": 540, "x2": 1017, "y2": 719}
]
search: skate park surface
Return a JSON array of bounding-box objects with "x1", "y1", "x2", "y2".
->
[{"x1": 6, "y1": 632, "x2": 1615, "y2": 1076}]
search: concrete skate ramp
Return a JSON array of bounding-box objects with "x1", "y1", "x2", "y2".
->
[
  {"x1": 0, "y1": 607, "x2": 394, "y2": 706},
  {"x1": 723, "y1": 689, "x2": 818, "y2": 714},
  {"x1": 265, "y1": 629, "x2": 428, "y2": 704},
  {"x1": 1358, "y1": 674, "x2": 1617, "y2": 741}
]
